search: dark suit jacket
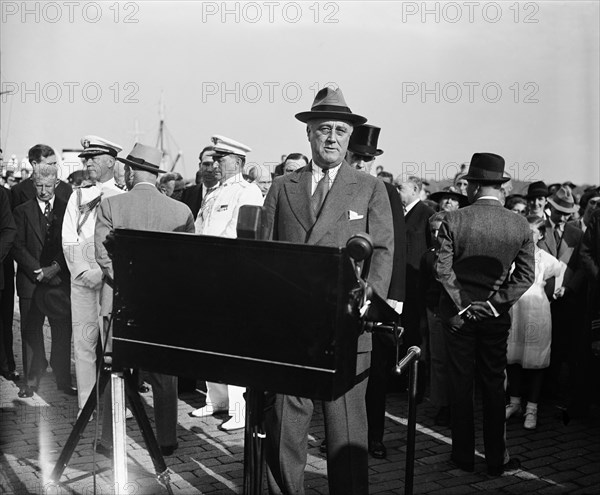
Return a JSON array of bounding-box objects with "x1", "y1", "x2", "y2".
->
[
  {"x1": 581, "y1": 209, "x2": 600, "y2": 285},
  {"x1": 12, "y1": 197, "x2": 69, "y2": 299},
  {"x1": 538, "y1": 220, "x2": 584, "y2": 295},
  {"x1": 435, "y1": 198, "x2": 534, "y2": 317},
  {"x1": 10, "y1": 178, "x2": 72, "y2": 210},
  {"x1": 0, "y1": 188, "x2": 16, "y2": 290},
  {"x1": 384, "y1": 182, "x2": 406, "y2": 302},
  {"x1": 264, "y1": 162, "x2": 394, "y2": 351},
  {"x1": 180, "y1": 184, "x2": 203, "y2": 220}
]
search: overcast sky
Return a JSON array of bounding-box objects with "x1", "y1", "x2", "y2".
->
[{"x1": 1, "y1": 1, "x2": 599, "y2": 185}]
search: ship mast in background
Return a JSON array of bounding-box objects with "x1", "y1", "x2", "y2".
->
[{"x1": 156, "y1": 92, "x2": 183, "y2": 173}]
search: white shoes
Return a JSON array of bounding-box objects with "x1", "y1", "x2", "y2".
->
[
  {"x1": 505, "y1": 402, "x2": 523, "y2": 420},
  {"x1": 221, "y1": 416, "x2": 245, "y2": 431},
  {"x1": 190, "y1": 405, "x2": 228, "y2": 418},
  {"x1": 524, "y1": 409, "x2": 537, "y2": 430},
  {"x1": 125, "y1": 408, "x2": 133, "y2": 420}
]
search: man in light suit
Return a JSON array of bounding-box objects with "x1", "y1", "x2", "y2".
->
[
  {"x1": 346, "y1": 123, "x2": 406, "y2": 460},
  {"x1": 435, "y1": 153, "x2": 534, "y2": 476},
  {"x1": 263, "y1": 87, "x2": 394, "y2": 495},
  {"x1": 94, "y1": 143, "x2": 195, "y2": 456}
]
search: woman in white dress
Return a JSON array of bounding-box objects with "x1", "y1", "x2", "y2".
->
[{"x1": 506, "y1": 216, "x2": 564, "y2": 429}]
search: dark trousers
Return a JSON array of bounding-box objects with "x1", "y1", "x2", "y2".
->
[
  {"x1": 265, "y1": 352, "x2": 370, "y2": 495},
  {"x1": 101, "y1": 371, "x2": 178, "y2": 448},
  {"x1": 0, "y1": 259, "x2": 16, "y2": 374},
  {"x1": 443, "y1": 313, "x2": 510, "y2": 470},
  {"x1": 366, "y1": 332, "x2": 396, "y2": 443},
  {"x1": 20, "y1": 295, "x2": 72, "y2": 388}
]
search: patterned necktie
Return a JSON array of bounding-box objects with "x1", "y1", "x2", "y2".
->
[
  {"x1": 554, "y1": 225, "x2": 563, "y2": 249},
  {"x1": 43, "y1": 201, "x2": 52, "y2": 227},
  {"x1": 312, "y1": 168, "x2": 330, "y2": 216}
]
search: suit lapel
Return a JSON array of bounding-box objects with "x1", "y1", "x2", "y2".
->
[
  {"x1": 284, "y1": 167, "x2": 314, "y2": 233},
  {"x1": 27, "y1": 201, "x2": 46, "y2": 245},
  {"x1": 308, "y1": 163, "x2": 357, "y2": 245}
]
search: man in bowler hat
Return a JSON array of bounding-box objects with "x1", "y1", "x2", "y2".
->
[
  {"x1": 434, "y1": 153, "x2": 534, "y2": 476},
  {"x1": 263, "y1": 88, "x2": 394, "y2": 494},
  {"x1": 94, "y1": 143, "x2": 195, "y2": 456}
]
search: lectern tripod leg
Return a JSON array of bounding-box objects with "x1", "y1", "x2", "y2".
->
[
  {"x1": 111, "y1": 372, "x2": 128, "y2": 492},
  {"x1": 243, "y1": 388, "x2": 266, "y2": 495}
]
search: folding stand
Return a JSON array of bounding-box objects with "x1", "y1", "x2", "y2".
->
[{"x1": 49, "y1": 365, "x2": 173, "y2": 495}]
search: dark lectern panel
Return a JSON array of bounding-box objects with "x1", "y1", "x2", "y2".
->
[{"x1": 111, "y1": 229, "x2": 361, "y2": 400}]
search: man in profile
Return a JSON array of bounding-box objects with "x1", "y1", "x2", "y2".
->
[
  {"x1": 263, "y1": 87, "x2": 394, "y2": 494},
  {"x1": 435, "y1": 152, "x2": 534, "y2": 476},
  {"x1": 94, "y1": 143, "x2": 194, "y2": 456}
]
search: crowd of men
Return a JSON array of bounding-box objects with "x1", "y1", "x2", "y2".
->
[{"x1": 0, "y1": 86, "x2": 599, "y2": 494}]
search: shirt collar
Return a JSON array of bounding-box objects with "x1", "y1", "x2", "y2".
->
[
  {"x1": 476, "y1": 196, "x2": 501, "y2": 202},
  {"x1": 404, "y1": 198, "x2": 420, "y2": 214},
  {"x1": 37, "y1": 195, "x2": 55, "y2": 211}
]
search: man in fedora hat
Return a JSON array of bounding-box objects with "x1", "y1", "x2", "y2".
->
[
  {"x1": 263, "y1": 87, "x2": 394, "y2": 494},
  {"x1": 12, "y1": 161, "x2": 74, "y2": 397},
  {"x1": 526, "y1": 180, "x2": 551, "y2": 220},
  {"x1": 434, "y1": 152, "x2": 534, "y2": 476},
  {"x1": 190, "y1": 134, "x2": 263, "y2": 431},
  {"x1": 346, "y1": 123, "x2": 406, "y2": 460},
  {"x1": 538, "y1": 186, "x2": 585, "y2": 401},
  {"x1": 94, "y1": 143, "x2": 194, "y2": 456},
  {"x1": 62, "y1": 135, "x2": 126, "y2": 415}
]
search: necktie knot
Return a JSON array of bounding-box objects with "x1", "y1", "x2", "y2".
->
[{"x1": 311, "y1": 168, "x2": 330, "y2": 216}]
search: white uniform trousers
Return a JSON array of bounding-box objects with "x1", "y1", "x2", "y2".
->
[
  {"x1": 71, "y1": 282, "x2": 102, "y2": 411},
  {"x1": 206, "y1": 382, "x2": 246, "y2": 420}
]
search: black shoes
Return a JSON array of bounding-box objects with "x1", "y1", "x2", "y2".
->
[
  {"x1": 487, "y1": 457, "x2": 521, "y2": 476},
  {"x1": 160, "y1": 444, "x2": 178, "y2": 456},
  {"x1": 2, "y1": 371, "x2": 20, "y2": 381},
  {"x1": 368, "y1": 440, "x2": 387, "y2": 459},
  {"x1": 18, "y1": 385, "x2": 36, "y2": 398}
]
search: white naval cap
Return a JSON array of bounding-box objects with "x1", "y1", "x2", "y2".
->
[
  {"x1": 78, "y1": 135, "x2": 123, "y2": 158},
  {"x1": 211, "y1": 135, "x2": 251, "y2": 158}
]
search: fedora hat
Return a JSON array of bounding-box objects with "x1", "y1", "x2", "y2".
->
[
  {"x1": 526, "y1": 181, "x2": 550, "y2": 199},
  {"x1": 548, "y1": 186, "x2": 578, "y2": 214},
  {"x1": 33, "y1": 284, "x2": 70, "y2": 321},
  {"x1": 117, "y1": 143, "x2": 166, "y2": 174},
  {"x1": 348, "y1": 124, "x2": 383, "y2": 157},
  {"x1": 462, "y1": 153, "x2": 510, "y2": 184},
  {"x1": 429, "y1": 186, "x2": 469, "y2": 208},
  {"x1": 295, "y1": 87, "x2": 367, "y2": 125}
]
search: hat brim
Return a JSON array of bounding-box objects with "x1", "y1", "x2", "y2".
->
[
  {"x1": 295, "y1": 111, "x2": 367, "y2": 125},
  {"x1": 462, "y1": 174, "x2": 511, "y2": 184},
  {"x1": 117, "y1": 156, "x2": 166, "y2": 174},
  {"x1": 429, "y1": 191, "x2": 469, "y2": 208},
  {"x1": 78, "y1": 148, "x2": 113, "y2": 158},
  {"x1": 547, "y1": 197, "x2": 578, "y2": 214},
  {"x1": 348, "y1": 145, "x2": 383, "y2": 157}
]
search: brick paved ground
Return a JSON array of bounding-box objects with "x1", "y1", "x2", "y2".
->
[{"x1": 1, "y1": 309, "x2": 599, "y2": 494}]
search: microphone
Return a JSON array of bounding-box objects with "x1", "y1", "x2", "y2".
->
[
  {"x1": 346, "y1": 233, "x2": 373, "y2": 280},
  {"x1": 237, "y1": 205, "x2": 265, "y2": 240}
]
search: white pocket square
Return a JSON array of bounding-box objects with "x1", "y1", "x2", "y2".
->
[{"x1": 348, "y1": 210, "x2": 364, "y2": 220}]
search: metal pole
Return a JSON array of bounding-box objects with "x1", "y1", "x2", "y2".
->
[
  {"x1": 394, "y1": 346, "x2": 421, "y2": 495},
  {"x1": 111, "y1": 372, "x2": 128, "y2": 493}
]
